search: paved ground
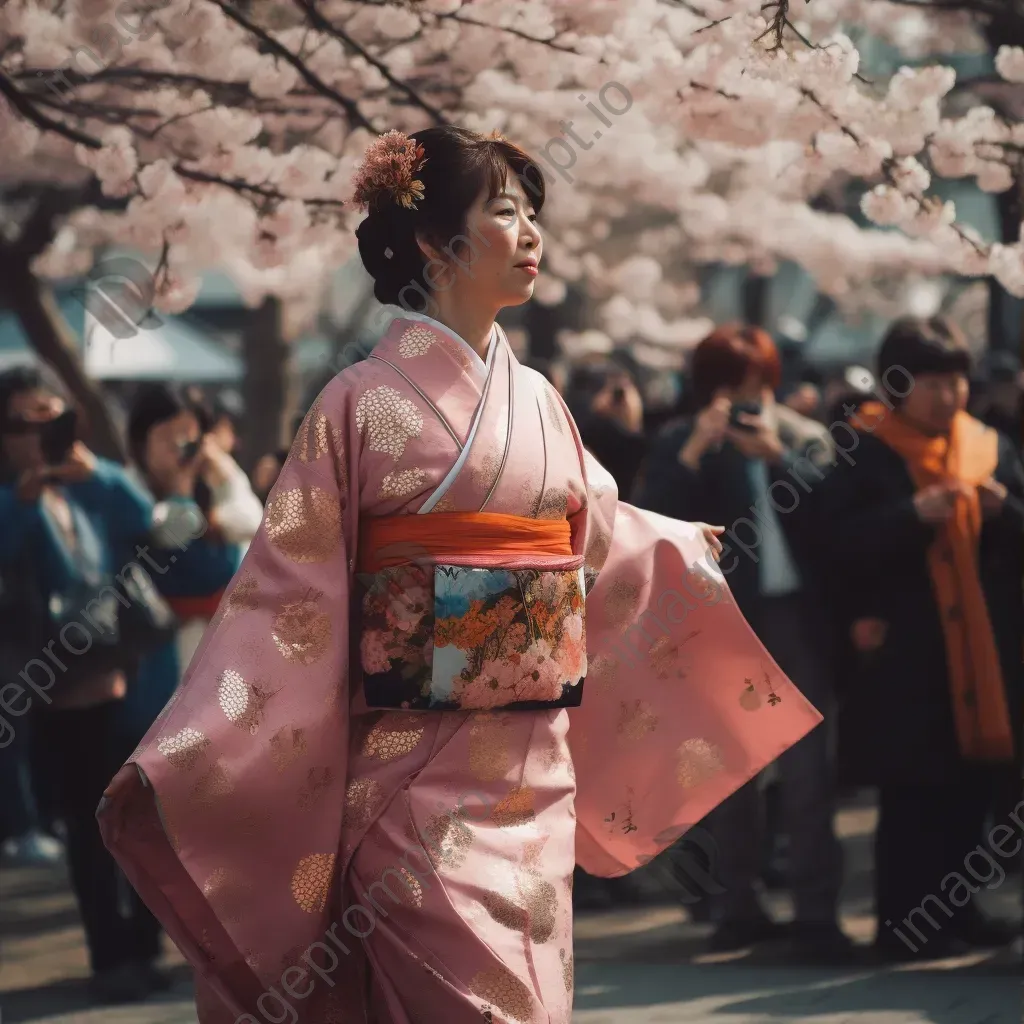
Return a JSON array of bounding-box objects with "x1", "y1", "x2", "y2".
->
[{"x1": 2, "y1": 799, "x2": 1020, "y2": 1023}]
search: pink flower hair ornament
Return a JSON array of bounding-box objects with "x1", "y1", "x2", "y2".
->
[{"x1": 350, "y1": 130, "x2": 429, "y2": 212}]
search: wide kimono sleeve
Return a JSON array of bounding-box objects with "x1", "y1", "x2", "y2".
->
[
  {"x1": 569, "y1": 452, "x2": 823, "y2": 878},
  {"x1": 98, "y1": 375, "x2": 359, "y2": 1023}
]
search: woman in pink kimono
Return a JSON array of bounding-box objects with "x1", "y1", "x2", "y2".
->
[{"x1": 99, "y1": 126, "x2": 822, "y2": 1024}]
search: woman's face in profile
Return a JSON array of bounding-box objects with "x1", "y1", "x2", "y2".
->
[{"x1": 426, "y1": 175, "x2": 543, "y2": 310}]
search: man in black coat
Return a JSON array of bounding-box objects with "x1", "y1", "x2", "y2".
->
[
  {"x1": 634, "y1": 324, "x2": 850, "y2": 961},
  {"x1": 817, "y1": 317, "x2": 1023, "y2": 961}
]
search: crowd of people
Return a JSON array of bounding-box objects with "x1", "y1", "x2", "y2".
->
[
  {"x1": 0, "y1": 313, "x2": 1020, "y2": 1003},
  {"x1": 544, "y1": 317, "x2": 1023, "y2": 964}
]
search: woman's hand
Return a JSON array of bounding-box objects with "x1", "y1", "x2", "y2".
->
[
  {"x1": 50, "y1": 441, "x2": 97, "y2": 483},
  {"x1": 195, "y1": 435, "x2": 233, "y2": 490},
  {"x1": 693, "y1": 396, "x2": 732, "y2": 448},
  {"x1": 978, "y1": 477, "x2": 1007, "y2": 519},
  {"x1": 912, "y1": 481, "x2": 960, "y2": 524},
  {"x1": 679, "y1": 396, "x2": 731, "y2": 469},
  {"x1": 696, "y1": 523, "x2": 725, "y2": 560}
]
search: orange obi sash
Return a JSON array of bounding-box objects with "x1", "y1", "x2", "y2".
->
[
  {"x1": 165, "y1": 590, "x2": 226, "y2": 621},
  {"x1": 357, "y1": 511, "x2": 572, "y2": 573}
]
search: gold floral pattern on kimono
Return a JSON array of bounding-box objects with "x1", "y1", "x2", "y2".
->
[
  {"x1": 355, "y1": 385, "x2": 423, "y2": 459},
  {"x1": 271, "y1": 592, "x2": 332, "y2": 665},
  {"x1": 217, "y1": 669, "x2": 276, "y2": 733},
  {"x1": 471, "y1": 965, "x2": 535, "y2": 1022},
  {"x1": 650, "y1": 631, "x2": 699, "y2": 681},
  {"x1": 264, "y1": 486, "x2": 342, "y2": 563},
  {"x1": 291, "y1": 852, "x2": 335, "y2": 913},
  {"x1": 296, "y1": 394, "x2": 343, "y2": 470},
  {"x1": 677, "y1": 738, "x2": 726, "y2": 789}
]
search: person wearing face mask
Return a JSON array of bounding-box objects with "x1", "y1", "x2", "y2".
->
[
  {"x1": 0, "y1": 366, "x2": 168, "y2": 1004},
  {"x1": 633, "y1": 324, "x2": 850, "y2": 962},
  {"x1": 819, "y1": 317, "x2": 1023, "y2": 961}
]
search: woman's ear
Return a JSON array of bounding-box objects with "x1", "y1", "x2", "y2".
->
[{"x1": 415, "y1": 230, "x2": 442, "y2": 264}]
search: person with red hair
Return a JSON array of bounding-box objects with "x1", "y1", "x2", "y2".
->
[{"x1": 634, "y1": 323, "x2": 851, "y2": 962}]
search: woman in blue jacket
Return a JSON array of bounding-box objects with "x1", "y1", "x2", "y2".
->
[{"x1": 0, "y1": 367, "x2": 164, "y2": 1004}]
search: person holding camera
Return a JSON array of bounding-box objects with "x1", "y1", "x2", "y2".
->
[
  {"x1": 565, "y1": 360, "x2": 649, "y2": 500},
  {"x1": 127, "y1": 384, "x2": 259, "y2": 712},
  {"x1": 0, "y1": 366, "x2": 169, "y2": 1003},
  {"x1": 633, "y1": 324, "x2": 850, "y2": 961}
]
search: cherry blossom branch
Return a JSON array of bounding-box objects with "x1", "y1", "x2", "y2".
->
[
  {"x1": 437, "y1": 11, "x2": 581, "y2": 54},
  {"x1": 172, "y1": 165, "x2": 345, "y2": 206},
  {"x1": 16, "y1": 65, "x2": 344, "y2": 126},
  {"x1": 290, "y1": 0, "x2": 449, "y2": 124},
  {"x1": 0, "y1": 69, "x2": 101, "y2": 148},
  {"x1": 658, "y1": 0, "x2": 731, "y2": 32},
  {"x1": 0, "y1": 70, "x2": 345, "y2": 208},
  {"x1": 686, "y1": 83, "x2": 741, "y2": 102},
  {"x1": 801, "y1": 86, "x2": 990, "y2": 256},
  {"x1": 758, "y1": 5, "x2": 872, "y2": 83},
  {"x1": 757, "y1": 0, "x2": 790, "y2": 51},
  {"x1": 204, "y1": 0, "x2": 377, "y2": 131},
  {"x1": 17, "y1": 65, "x2": 245, "y2": 96},
  {"x1": 29, "y1": 93, "x2": 163, "y2": 128}
]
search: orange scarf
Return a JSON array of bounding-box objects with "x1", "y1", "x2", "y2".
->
[{"x1": 855, "y1": 402, "x2": 1013, "y2": 761}]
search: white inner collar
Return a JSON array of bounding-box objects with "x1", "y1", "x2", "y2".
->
[{"x1": 399, "y1": 311, "x2": 494, "y2": 376}]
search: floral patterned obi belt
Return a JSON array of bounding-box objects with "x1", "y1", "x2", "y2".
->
[{"x1": 355, "y1": 512, "x2": 587, "y2": 712}]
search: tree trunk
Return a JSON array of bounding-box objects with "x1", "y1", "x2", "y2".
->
[
  {"x1": 987, "y1": 177, "x2": 1023, "y2": 354},
  {"x1": 742, "y1": 272, "x2": 771, "y2": 327},
  {"x1": 239, "y1": 297, "x2": 295, "y2": 474},
  {"x1": 3, "y1": 265, "x2": 127, "y2": 462}
]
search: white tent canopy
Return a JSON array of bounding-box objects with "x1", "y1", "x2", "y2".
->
[
  {"x1": 0, "y1": 291, "x2": 242, "y2": 382},
  {"x1": 83, "y1": 311, "x2": 242, "y2": 382}
]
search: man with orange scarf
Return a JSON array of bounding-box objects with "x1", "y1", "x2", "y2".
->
[{"x1": 819, "y1": 317, "x2": 1022, "y2": 962}]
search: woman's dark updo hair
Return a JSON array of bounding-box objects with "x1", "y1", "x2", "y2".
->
[{"x1": 355, "y1": 126, "x2": 546, "y2": 307}]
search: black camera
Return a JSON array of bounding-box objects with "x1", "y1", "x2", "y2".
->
[
  {"x1": 728, "y1": 400, "x2": 761, "y2": 432},
  {"x1": 40, "y1": 410, "x2": 78, "y2": 465},
  {"x1": 178, "y1": 438, "x2": 202, "y2": 465}
]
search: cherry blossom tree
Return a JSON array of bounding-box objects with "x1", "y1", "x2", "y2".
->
[{"x1": 0, "y1": 0, "x2": 1021, "y2": 451}]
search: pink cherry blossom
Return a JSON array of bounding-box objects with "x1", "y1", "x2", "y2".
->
[
  {"x1": 989, "y1": 244, "x2": 1024, "y2": 299},
  {"x1": 995, "y1": 46, "x2": 1024, "y2": 85},
  {"x1": 860, "y1": 186, "x2": 917, "y2": 228},
  {"x1": 0, "y1": 0, "x2": 1017, "y2": 333}
]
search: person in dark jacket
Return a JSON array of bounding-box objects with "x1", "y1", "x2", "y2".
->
[
  {"x1": 565, "y1": 361, "x2": 649, "y2": 500},
  {"x1": 970, "y1": 350, "x2": 1022, "y2": 445},
  {"x1": 633, "y1": 323, "x2": 850, "y2": 961},
  {"x1": 817, "y1": 317, "x2": 1023, "y2": 961}
]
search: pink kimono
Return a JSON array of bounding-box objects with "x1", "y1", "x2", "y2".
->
[{"x1": 99, "y1": 316, "x2": 822, "y2": 1024}]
